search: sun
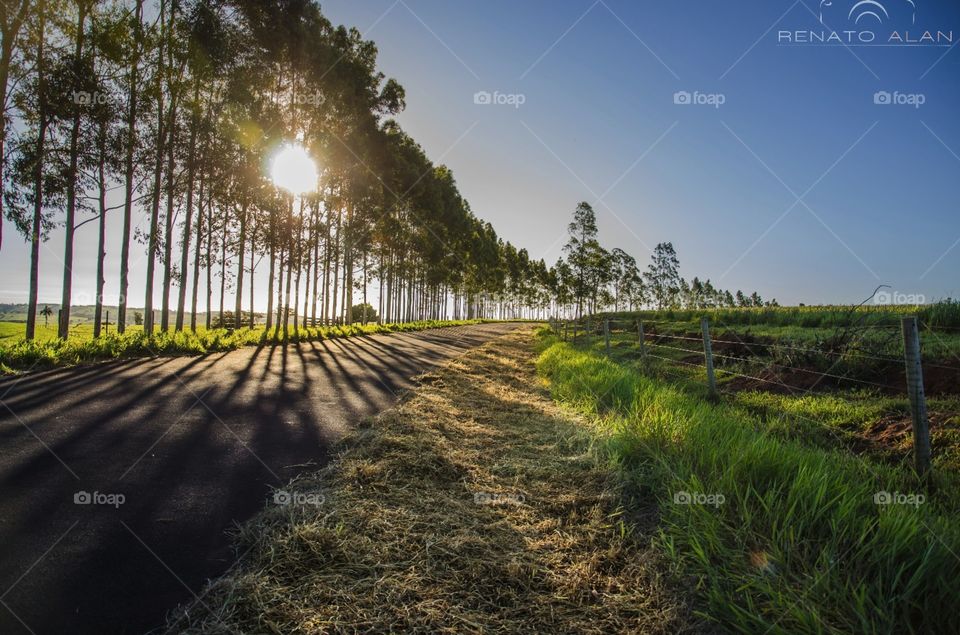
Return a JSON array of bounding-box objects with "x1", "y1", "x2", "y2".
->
[{"x1": 270, "y1": 143, "x2": 318, "y2": 195}]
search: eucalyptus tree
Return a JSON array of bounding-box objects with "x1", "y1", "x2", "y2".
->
[
  {"x1": 6, "y1": 0, "x2": 63, "y2": 339},
  {"x1": 0, "y1": 0, "x2": 32, "y2": 253},
  {"x1": 53, "y1": 0, "x2": 95, "y2": 338},
  {"x1": 563, "y1": 201, "x2": 604, "y2": 319},
  {"x1": 644, "y1": 241, "x2": 681, "y2": 309},
  {"x1": 116, "y1": 0, "x2": 145, "y2": 333}
]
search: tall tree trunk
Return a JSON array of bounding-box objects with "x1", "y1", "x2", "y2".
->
[
  {"x1": 311, "y1": 202, "x2": 320, "y2": 325},
  {"x1": 282, "y1": 203, "x2": 294, "y2": 338},
  {"x1": 160, "y1": 0, "x2": 179, "y2": 331},
  {"x1": 274, "y1": 238, "x2": 285, "y2": 336},
  {"x1": 176, "y1": 81, "x2": 200, "y2": 331},
  {"x1": 218, "y1": 220, "x2": 226, "y2": 325},
  {"x1": 321, "y1": 215, "x2": 330, "y2": 325},
  {"x1": 362, "y1": 249, "x2": 368, "y2": 324},
  {"x1": 25, "y1": 0, "x2": 48, "y2": 341},
  {"x1": 292, "y1": 203, "x2": 303, "y2": 334},
  {"x1": 160, "y1": 116, "x2": 176, "y2": 331},
  {"x1": 204, "y1": 196, "x2": 213, "y2": 328},
  {"x1": 143, "y1": 0, "x2": 167, "y2": 336},
  {"x1": 343, "y1": 203, "x2": 352, "y2": 324},
  {"x1": 234, "y1": 203, "x2": 246, "y2": 329},
  {"x1": 265, "y1": 209, "x2": 275, "y2": 332},
  {"x1": 58, "y1": 1, "x2": 88, "y2": 339},
  {"x1": 117, "y1": 0, "x2": 142, "y2": 332},
  {"x1": 330, "y1": 210, "x2": 340, "y2": 325},
  {"x1": 93, "y1": 122, "x2": 108, "y2": 338},
  {"x1": 190, "y1": 173, "x2": 205, "y2": 331},
  {"x1": 248, "y1": 228, "x2": 255, "y2": 328}
]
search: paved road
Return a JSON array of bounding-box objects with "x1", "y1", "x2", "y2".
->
[{"x1": 0, "y1": 322, "x2": 520, "y2": 635}]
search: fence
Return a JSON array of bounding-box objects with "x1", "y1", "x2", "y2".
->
[{"x1": 549, "y1": 315, "x2": 942, "y2": 478}]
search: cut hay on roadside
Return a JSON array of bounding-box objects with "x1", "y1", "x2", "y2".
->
[{"x1": 165, "y1": 327, "x2": 701, "y2": 634}]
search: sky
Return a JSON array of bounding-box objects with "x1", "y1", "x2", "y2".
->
[{"x1": 2, "y1": 0, "x2": 959, "y2": 309}]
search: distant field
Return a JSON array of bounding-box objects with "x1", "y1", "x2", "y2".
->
[
  {"x1": 0, "y1": 322, "x2": 140, "y2": 342},
  {"x1": 604, "y1": 301, "x2": 960, "y2": 329}
]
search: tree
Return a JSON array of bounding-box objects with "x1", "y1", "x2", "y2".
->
[
  {"x1": 40, "y1": 304, "x2": 52, "y2": 325},
  {"x1": 351, "y1": 303, "x2": 377, "y2": 324},
  {"x1": 563, "y1": 201, "x2": 600, "y2": 318},
  {"x1": 0, "y1": 0, "x2": 32, "y2": 253},
  {"x1": 644, "y1": 242, "x2": 681, "y2": 309}
]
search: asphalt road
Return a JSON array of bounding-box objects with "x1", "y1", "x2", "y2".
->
[{"x1": 0, "y1": 322, "x2": 520, "y2": 635}]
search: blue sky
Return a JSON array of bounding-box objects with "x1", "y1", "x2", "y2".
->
[
  {"x1": 317, "y1": 0, "x2": 960, "y2": 305},
  {"x1": 2, "y1": 0, "x2": 958, "y2": 307}
]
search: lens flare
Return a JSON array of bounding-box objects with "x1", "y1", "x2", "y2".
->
[{"x1": 270, "y1": 144, "x2": 318, "y2": 195}]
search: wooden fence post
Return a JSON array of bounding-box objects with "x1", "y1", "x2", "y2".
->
[
  {"x1": 701, "y1": 317, "x2": 718, "y2": 399},
  {"x1": 901, "y1": 317, "x2": 932, "y2": 478},
  {"x1": 603, "y1": 319, "x2": 611, "y2": 353},
  {"x1": 638, "y1": 320, "x2": 647, "y2": 364}
]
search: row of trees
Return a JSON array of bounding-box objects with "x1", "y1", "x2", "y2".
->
[
  {"x1": 0, "y1": 1, "x2": 772, "y2": 342},
  {"x1": 554, "y1": 202, "x2": 776, "y2": 317},
  {"x1": 0, "y1": 0, "x2": 551, "y2": 341}
]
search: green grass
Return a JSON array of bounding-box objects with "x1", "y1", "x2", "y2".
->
[
  {"x1": 0, "y1": 319, "x2": 488, "y2": 375},
  {"x1": 535, "y1": 329, "x2": 960, "y2": 634}
]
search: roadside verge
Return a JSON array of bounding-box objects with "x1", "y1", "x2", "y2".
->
[{"x1": 165, "y1": 326, "x2": 699, "y2": 633}]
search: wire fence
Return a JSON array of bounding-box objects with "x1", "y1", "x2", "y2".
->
[{"x1": 547, "y1": 314, "x2": 951, "y2": 478}]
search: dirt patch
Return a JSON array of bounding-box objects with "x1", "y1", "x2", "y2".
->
[
  {"x1": 860, "y1": 412, "x2": 960, "y2": 452},
  {"x1": 166, "y1": 327, "x2": 704, "y2": 634},
  {"x1": 893, "y1": 364, "x2": 960, "y2": 397},
  {"x1": 723, "y1": 366, "x2": 848, "y2": 395}
]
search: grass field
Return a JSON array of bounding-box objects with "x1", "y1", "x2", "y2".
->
[
  {"x1": 536, "y1": 327, "x2": 960, "y2": 633},
  {"x1": 0, "y1": 322, "x2": 133, "y2": 343},
  {"x1": 559, "y1": 306, "x2": 960, "y2": 476},
  {"x1": 603, "y1": 300, "x2": 960, "y2": 329},
  {"x1": 0, "y1": 319, "x2": 488, "y2": 375}
]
